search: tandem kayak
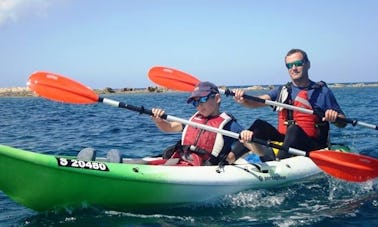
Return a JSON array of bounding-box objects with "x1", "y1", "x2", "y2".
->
[{"x1": 0, "y1": 144, "x2": 348, "y2": 212}]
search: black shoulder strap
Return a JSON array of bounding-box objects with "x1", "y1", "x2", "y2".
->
[
  {"x1": 285, "y1": 82, "x2": 293, "y2": 120},
  {"x1": 283, "y1": 82, "x2": 293, "y2": 103},
  {"x1": 285, "y1": 82, "x2": 293, "y2": 93},
  {"x1": 311, "y1": 81, "x2": 327, "y2": 89}
]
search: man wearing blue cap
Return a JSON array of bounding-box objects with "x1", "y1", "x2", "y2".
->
[{"x1": 152, "y1": 81, "x2": 253, "y2": 166}]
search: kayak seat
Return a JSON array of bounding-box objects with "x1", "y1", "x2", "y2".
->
[
  {"x1": 107, "y1": 149, "x2": 122, "y2": 163},
  {"x1": 77, "y1": 148, "x2": 96, "y2": 161}
]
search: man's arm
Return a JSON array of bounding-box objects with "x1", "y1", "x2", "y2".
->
[{"x1": 233, "y1": 89, "x2": 271, "y2": 108}]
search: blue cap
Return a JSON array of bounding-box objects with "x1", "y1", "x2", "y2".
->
[{"x1": 187, "y1": 81, "x2": 219, "y2": 103}]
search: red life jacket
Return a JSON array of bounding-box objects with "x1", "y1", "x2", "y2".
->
[
  {"x1": 181, "y1": 112, "x2": 232, "y2": 162},
  {"x1": 277, "y1": 89, "x2": 320, "y2": 137}
]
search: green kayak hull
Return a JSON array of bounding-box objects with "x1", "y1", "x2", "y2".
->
[{"x1": 0, "y1": 144, "x2": 344, "y2": 212}]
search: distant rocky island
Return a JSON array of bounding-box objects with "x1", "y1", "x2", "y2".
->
[
  {"x1": 0, "y1": 86, "x2": 169, "y2": 97},
  {"x1": 1, "y1": 82, "x2": 378, "y2": 97}
]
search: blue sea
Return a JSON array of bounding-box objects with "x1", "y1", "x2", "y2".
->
[{"x1": 0, "y1": 87, "x2": 377, "y2": 226}]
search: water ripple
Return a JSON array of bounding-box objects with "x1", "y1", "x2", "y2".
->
[{"x1": 0, "y1": 88, "x2": 377, "y2": 226}]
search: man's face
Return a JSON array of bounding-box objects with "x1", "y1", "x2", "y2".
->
[{"x1": 285, "y1": 52, "x2": 309, "y2": 82}]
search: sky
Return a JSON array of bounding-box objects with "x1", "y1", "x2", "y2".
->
[{"x1": 1, "y1": 0, "x2": 377, "y2": 89}]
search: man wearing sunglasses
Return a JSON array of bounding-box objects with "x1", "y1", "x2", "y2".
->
[
  {"x1": 228, "y1": 48, "x2": 346, "y2": 162},
  {"x1": 152, "y1": 81, "x2": 253, "y2": 166}
]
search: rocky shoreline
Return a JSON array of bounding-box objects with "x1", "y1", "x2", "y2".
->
[
  {"x1": 1, "y1": 82, "x2": 377, "y2": 97},
  {"x1": 0, "y1": 86, "x2": 169, "y2": 97}
]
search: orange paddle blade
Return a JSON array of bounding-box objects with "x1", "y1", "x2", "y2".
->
[
  {"x1": 148, "y1": 66, "x2": 200, "y2": 92},
  {"x1": 27, "y1": 71, "x2": 99, "y2": 104},
  {"x1": 309, "y1": 151, "x2": 378, "y2": 182}
]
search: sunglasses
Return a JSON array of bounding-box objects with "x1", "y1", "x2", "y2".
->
[
  {"x1": 192, "y1": 94, "x2": 215, "y2": 107},
  {"x1": 286, "y1": 60, "x2": 305, "y2": 69}
]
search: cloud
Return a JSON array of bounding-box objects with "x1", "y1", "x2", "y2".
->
[{"x1": 0, "y1": 0, "x2": 51, "y2": 25}]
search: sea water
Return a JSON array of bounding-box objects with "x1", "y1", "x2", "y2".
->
[{"x1": 0, "y1": 87, "x2": 377, "y2": 226}]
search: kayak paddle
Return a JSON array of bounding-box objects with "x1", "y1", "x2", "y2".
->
[
  {"x1": 27, "y1": 71, "x2": 378, "y2": 182},
  {"x1": 148, "y1": 66, "x2": 378, "y2": 130}
]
